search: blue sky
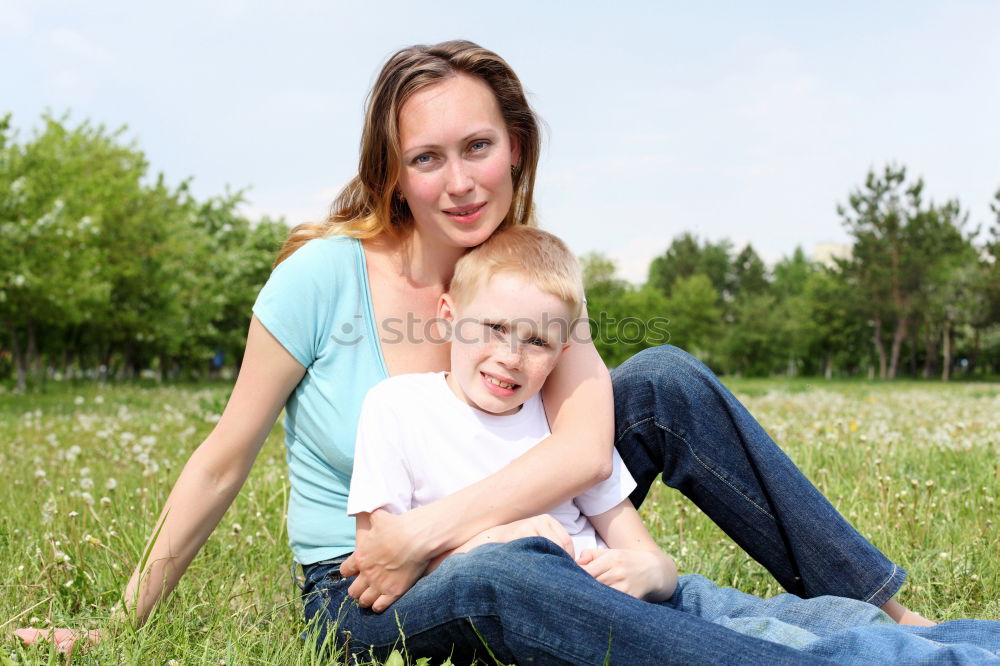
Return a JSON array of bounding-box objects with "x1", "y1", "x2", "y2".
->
[{"x1": 3, "y1": 0, "x2": 998, "y2": 281}]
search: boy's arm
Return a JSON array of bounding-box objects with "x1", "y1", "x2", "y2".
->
[
  {"x1": 347, "y1": 386, "x2": 414, "y2": 517},
  {"x1": 583, "y1": 501, "x2": 678, "y2": 602}
]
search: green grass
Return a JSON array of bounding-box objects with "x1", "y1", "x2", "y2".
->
[{"x1": 2, "y1": 379, "x2": 998, "y2": 663}]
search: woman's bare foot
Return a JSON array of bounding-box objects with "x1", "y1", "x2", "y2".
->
[
  {"x1": 881, "y1": 599, "x2": 937, "y2": 626},
  {"x1": 13, "y1": 628, "x2": 102, "y2": 654}
]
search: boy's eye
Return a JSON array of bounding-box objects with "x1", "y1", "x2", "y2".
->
[
  {"x1": 485, "y1": 322, "x2": 505, "y2": 334},
  {"x1": 527, "y1": 337, "x2": 548, "y2": 348}
]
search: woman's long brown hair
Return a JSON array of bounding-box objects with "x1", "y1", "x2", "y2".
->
[{"x1": 274, "y1": 40, "x2": 542, "y2": 267}]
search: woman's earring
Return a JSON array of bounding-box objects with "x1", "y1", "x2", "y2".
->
[{"x1": 510, "y1": 164, "x2": 517, "y2": 176}]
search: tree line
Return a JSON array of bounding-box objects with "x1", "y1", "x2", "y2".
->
[
  {"x1": 2, "y1": 115, "x2": 998, "y2": 390},
  {"x1": 585, "y1": 166, "x2": 1000, "y2": 378},
  {"x1": 1, "y1": 114, "x2": 288, "y2": 392}
]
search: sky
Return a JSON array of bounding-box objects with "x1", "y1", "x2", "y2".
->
[{"x1": 3, "y1": 0, "x2": 999, "y2": 282}]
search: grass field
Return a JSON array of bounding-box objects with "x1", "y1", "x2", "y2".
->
[{"x1": 2, "y1": 378, "x2": 998, "y2": 664}]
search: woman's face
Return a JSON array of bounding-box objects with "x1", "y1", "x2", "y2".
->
[{"x1": 396, "y1": 73, "x2": 520, "y2": 252}]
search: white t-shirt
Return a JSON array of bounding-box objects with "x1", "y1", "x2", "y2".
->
[{"x1": 347, "y1": 372, "x2": 637, "y2": 553}]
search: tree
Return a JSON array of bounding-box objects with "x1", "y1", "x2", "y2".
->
[
  {"x1": 0, "y1": 115, "x2": 141, "y2": 390},
  {"x1": 647, "y1": 233, "x2": 733, "y2": 299},
  {"x1": 663, "y1": 274, "x2": 721, "y2": 361},
  {"x1": 838, "y1": 165, "x2": 971, "y2": 379},
  {"x1": 582, "y1": 253, "x2": 669, "y2": 368}
]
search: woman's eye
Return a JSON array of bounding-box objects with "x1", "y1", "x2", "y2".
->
[
  {"x1": 469, "y1": 140, "x2": 489, "y2": 152},
  {"x1": 412, "y1": 154, "x2": 433, "y2": 166}
]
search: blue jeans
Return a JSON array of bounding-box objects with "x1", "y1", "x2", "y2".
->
[
  {"x1": 302, "y1": 541, "x2": 1000, "y2": 664},
  {"x1": 302, "y1": 345, "x2": 974, "y2": 664},
  {"x1": 667, "y1": 574, "x2": 1000, "y2": 663},
  {"x1": 612, "y1": 345, "x2": 904, "y2": 603}
]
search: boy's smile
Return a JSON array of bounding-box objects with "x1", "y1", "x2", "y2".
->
[{"x1": 439, "y1": 272, "x2": 573, "y2": 416}]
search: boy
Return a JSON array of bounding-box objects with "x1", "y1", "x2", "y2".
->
[{"x1": 348, "y1": 226, "x2": 678, "y2": 603}]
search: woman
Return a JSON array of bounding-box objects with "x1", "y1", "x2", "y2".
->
[{"x1": 19, "y1": 40, "x2": 932, "y2": 662}]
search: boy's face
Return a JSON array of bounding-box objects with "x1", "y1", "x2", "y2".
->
[{"x1": 440, "y1": 272, "x2": 573, "y2": 416}]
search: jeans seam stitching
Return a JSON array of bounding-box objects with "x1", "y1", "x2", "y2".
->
[
  {"x1": 864, "y1": 562, "x2": 897, "y2": 604},
  {"x1": 614, "y1": 416, "x2": 656, "y2": 445},
  {"x1": 654, "y1": 420, "x2": 776, "y2": 521}
]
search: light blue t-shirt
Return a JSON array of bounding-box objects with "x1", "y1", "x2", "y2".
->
[{"x1": 252, "y1": 235, "x2": 388, "y2": 564}]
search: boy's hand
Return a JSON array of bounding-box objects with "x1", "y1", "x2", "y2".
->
[{"x1": 576, "y1": 548, "x2": 677, "y2": 602}]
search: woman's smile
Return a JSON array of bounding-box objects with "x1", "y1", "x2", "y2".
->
[{"x1": 443, "y1": 202, "x2": 487, "y2": 224}]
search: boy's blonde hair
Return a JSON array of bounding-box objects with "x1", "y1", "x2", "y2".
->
[{"x1": 449, "y1": 227, "x2": 584, "y2": 321}]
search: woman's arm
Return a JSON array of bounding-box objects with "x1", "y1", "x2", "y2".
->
[
  {"x1": 342, "y1": 311, "x2": 615, "y2": 611},
  {"x1": 124, "y1": 316, "x2": 305, "y2": 622}
]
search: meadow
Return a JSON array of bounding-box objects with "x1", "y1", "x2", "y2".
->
[{"x1": 2, "y1": 378, "x2": 998, "y2": 664}]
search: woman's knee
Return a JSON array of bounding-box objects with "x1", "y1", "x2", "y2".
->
[{"x1": 613, "y1": 345, "x2": 714, "y2": 395}]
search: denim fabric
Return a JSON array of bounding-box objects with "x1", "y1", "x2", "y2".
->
[
  {"x1": 303, "y1": 540, "x2": 1000, "y2": 665},
  {"x1": 611, "y1": 345, "x2": 906, "y2": 604},
  {"x1": 667, "y1": 575, "x2": 1000, "y2": 663},
  {"x1": 303, "y1": 537, "x2": 837, "y2": 665}
]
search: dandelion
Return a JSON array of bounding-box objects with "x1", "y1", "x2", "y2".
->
[
  {"x1": 105, "y1": 477, "x2": 117, "y2": 490},
  {"x1": 66, "y1": 445, "x2": 82, "y2": 461},
  {"x1": 94, "y1": 395, "x2": 105, "y2": 404},
  {"x1": 100, "y1": 496, "x2": 112, "y2": 507},
  {"x1": 80, "y1": 477, "x2": 94, "y2": 490},
  {"x1": 41, "y1": 497, "x2": 57, "y2": 522},
  {"x1": 34, "y1": 468, "x2": 46, "y2": 479},
  {"x1": 81, "y1": 492, "x2": 94, "y2": 505},
  {"x1": 74, "y1": 396, "x2": 85, "y2": 406},
  {"x1": 68, "y1": 511, "x2": 79, "y2": 518}
]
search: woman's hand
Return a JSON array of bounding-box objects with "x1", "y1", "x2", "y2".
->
[
  {"x1": 576, "y1": 548, "x2": 677, "y2": 602},
  {"x1": 341, "y1": 509, "x2": 433, "y2": 613},
  {"x1": 13, "y1": 628, "x2": 102, "y2": 655}
]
